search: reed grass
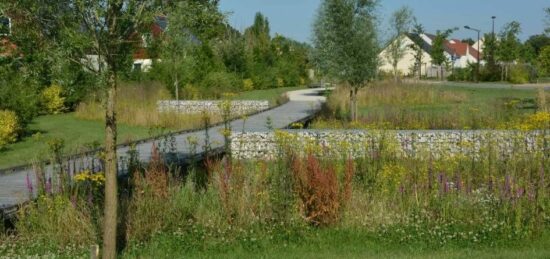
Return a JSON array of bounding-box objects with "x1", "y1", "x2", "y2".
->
[{"x1": 75, "y1": 81, "x2": 221, "y2": 131}]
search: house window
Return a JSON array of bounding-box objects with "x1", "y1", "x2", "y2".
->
[
  {"x1": 133, "y1": 63, "x2": 142, "y2": 72},
  {"x1": 0, "y1": 17, "x2": 10, "y2": 36}
]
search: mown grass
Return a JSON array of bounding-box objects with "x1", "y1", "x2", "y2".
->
[
  {"x1": 0, "y1": 113, "x2": 151, "y2": 169},
  {"x1": 314, "y1": 82, "x2": 549, "y2": 129},
  {"x1": 123, "y1": 228, "x2": 550, "y2": 259}
]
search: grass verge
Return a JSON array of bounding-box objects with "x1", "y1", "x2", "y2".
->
[{"x1": 0, "y1": 113, "x2": 151, "y2": 169}]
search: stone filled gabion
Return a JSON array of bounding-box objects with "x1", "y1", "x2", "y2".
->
[
  {"x1": 231, "y1": 130, "x2": 549, "y2": 160},
  {"x1": 157, "y1": 100, "x2": 269, "y2": 116}
]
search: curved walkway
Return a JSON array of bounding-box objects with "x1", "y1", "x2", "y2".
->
[{"x1": 0, "y1": 88, "x2": 328, "y2": 212}]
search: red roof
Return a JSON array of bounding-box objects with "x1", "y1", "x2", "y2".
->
[{"x1": 445, "y1": 40, "x2": 481, "y2": 60}]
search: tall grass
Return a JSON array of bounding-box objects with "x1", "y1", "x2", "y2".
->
[
  {"x1": 316, "y1": 82, "x2": 549, "y2": 129},
  {"x1": 75, "y1": 81, "x2": 221, "y2": 131},
  {"x1": 3, "y1": 131, "x2": 549, "y2": 257}
]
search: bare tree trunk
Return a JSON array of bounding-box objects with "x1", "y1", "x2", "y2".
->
[
  {"x1": 349, "y1": 86, "x2": 358, "y2": 122},
  {"x1": 174, "y1": 73, "x2": 179, "y2": 101},
  {"x1": 103, "y1": 70, "x2": 118, "y2": 259}
]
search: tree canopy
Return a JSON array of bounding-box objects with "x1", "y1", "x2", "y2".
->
[{"x1": 312, "y1": 0, "x2": 379, "y2": 121}]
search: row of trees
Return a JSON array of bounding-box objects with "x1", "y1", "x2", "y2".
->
[
  {"x1": 152, "y1": 7, "x2": 311, "y2": 100},
  {"x1": 450, "y1": 8, "x2": 550, "y2": 82}
]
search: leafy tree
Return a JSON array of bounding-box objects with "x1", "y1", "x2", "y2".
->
[
  {"x1": 539, "y1": 45, "x2": 550, "y2": 76},
  {"x1": 159, "y1": 4, "x2": 198, "y2": 100},
  {"x1": 219, "y1": 31, "x2": 247, "y2": 76},
  {"x1": 5, "y1": 1, "x2": 157, "y2": 257},
  {"x1": 408, "y1": 22, "x2": 425, "y2": 79},
  {"x1": 461, "y1": 38, "x2": 475, "y2": 45},
  {"x1": 430, "y1": 28, "x2": 456, "y2": 79},
  {"x1": 385, "y1": 6, "x2": 414, "y2": 82},
  {"x1": 313, "y1": 0, "x2": 379, "y2": 121},
  {"x1": 0, "y1": 1, "x2": 94, "y2": 121},
  {"x1": 71, "y1": 2, "x2": 156, "y2": 257},
  {"x1": 497, "y1": 21, "x2": 522, "y2": 81},
  {"x1": 481, "y1": 32, "x2": 500, "y2": 81},
  {"x1": 523, "y1": 34, "x2": 550, "y2": 63}
]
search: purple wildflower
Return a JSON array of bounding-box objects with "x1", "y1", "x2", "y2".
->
[{"x1": 516, "y1": 187, "x2": 524, "y2": 198}]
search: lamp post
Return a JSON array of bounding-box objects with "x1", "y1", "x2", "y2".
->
[{"x1": 464, "y1": 25, "x2": 481, "y2": 83}]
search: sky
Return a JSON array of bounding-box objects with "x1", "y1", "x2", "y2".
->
[{"x1": 219, "y1": 0, "x2": 549, "y2": 43}]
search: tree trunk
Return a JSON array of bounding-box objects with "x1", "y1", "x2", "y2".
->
[
  {"x1": 102, "y1": 70, "x2": 118, "y2": 259},
  {"x1": 440, "y1": 66, "x2": 444, "y2": 80},
  {"x1": 349, "y1": 87, "x2": 358, "y2": 122},
  {"x1": 174, "y1": 73, "x2": 179, "y2": 101},
  {"x1": 393, "y1": 66, "x2": 398, "y2": 83}
]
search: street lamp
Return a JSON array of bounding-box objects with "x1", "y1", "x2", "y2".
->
[{"x1": 464, "y1": 25, "x2": 481, "y2": 83}]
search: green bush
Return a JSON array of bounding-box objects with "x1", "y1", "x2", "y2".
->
[
  {"x1": 200, "y1": 71, "x2": 243, "y2": 98},
  {"x1": 41, "y1": 85, "x2": 66, "y2": 114},
  {"x1": 0, "y1": 78, "x2": 40, "y2": 127},
  {"x1": 509, "y1": 65, "x2": 531, "y2": 84},
  {"x1": 0, "y1": 110, "x2": 19, "y2": 148}
]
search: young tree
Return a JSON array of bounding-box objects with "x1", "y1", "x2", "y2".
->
[
  {"x1": 75, "y1": 2, "x2": 156, "y2": 257},
  {"x1": 408, "y1": 22, "x2": 425, "y2": 80},
  {"x1": 5, "y1": 1, "x2": 157, "y2": 257},
  {"x1": 497, "y1": 21, "x2": 522, "y2": 81},
  {"x1": 385, "y1": 6, "x2": 414, "y2": 82},
  {"x1": 539, "y1": 45, "x2": 550, "y2": 76},
  {"x1": 545, "y1": 7, "x2": 550, "y2": 35},
  {"x1": 482, "y1": 32, "x2": 500, "y2": 81},
  {"x1": 430, "y1": 28, "x2": 456, "y2": 80},
  {"x1": 312, "y1": 0, "x2": 379, "y2": 121}
]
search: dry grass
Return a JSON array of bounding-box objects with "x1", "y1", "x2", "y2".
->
[
  {"x1": 318, "y1": 81, "x2": 545, "y2": 129},
  {"x1": 75, "y1": 81, "x2": 221, "y2": 131},
  {"x1": 325, "y1": 82, "x2": 468, "y2": 115}
]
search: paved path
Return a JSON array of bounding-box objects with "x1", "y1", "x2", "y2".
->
[{"x1": 0, "y1": 88, "x2": 327, "y2": 213}]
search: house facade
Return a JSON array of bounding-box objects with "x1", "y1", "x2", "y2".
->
[{"x1": 379, "y1": 33, "x2": 480, "y2": 78}]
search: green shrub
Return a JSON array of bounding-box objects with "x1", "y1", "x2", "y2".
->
[
  {"x1": 509, "y1": 65, "x2": 530, "y2": 84},
  {"x1": 0, "y1": 78, "x2": 40, "y2": 126},
  {"x1": 243, "y1": 78, "x2": 255, "y2": 91},
  {"x1": 200, "y1": 71, "x2": 243, "y2": 98},
  {"x1": 41, "y1": 85, "x2": 66, "y2": 114},
  {"x1": 0, "y1": 110, "x2": 19, "y2": 148}
]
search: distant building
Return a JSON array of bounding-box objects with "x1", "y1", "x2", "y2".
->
[
  {"x1": 379, "y1": 33, "x2": 481, "y2": 78},
  {"x1": 472, "y1": 38, "x2": 485, "y2": 53}
]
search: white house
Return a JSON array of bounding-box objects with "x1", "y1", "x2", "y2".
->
[
  {"x1": 379, "y1": 33, "x2": 481, "y2": 78},
  {"x1": 379, "y1": 34, "x2": 435, "y2": 77}
]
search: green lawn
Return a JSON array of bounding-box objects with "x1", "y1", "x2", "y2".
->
[
  {"x1": 123, "y1": 229, "x2": 550, "y2": 259},
  {"x1": 235, "y1": 86, "x2": 305, "y2": 105},
  {"x1": 0, "y1": 87, "x2": 304, "y2": 170},
  {"x1": 0, "y1": 113, "x2": 151, "y2": 169}
]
